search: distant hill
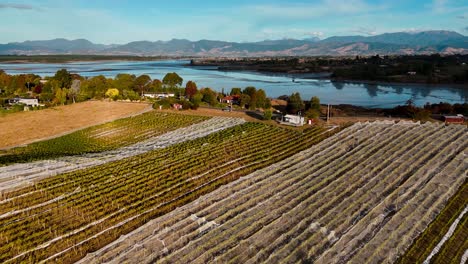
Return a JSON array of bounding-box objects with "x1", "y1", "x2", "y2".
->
[
  {"x1": 322, "y1": 30, "x2": 466, "y2": 46},
  {"x1": 0, "y1": 31, "x2": 466, "y2": 56}
]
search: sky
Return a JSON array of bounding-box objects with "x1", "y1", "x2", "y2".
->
[{"x1": 0, "y1": 0, "x2": 467, "y2": 44}]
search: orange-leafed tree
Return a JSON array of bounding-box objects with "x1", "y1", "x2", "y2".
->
[{"x1": 185, "y1": 80, "x2": 198, "y2": 99}]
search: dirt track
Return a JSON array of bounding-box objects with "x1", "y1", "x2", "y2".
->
[{"x1": 0, "y1": 101, "x2": 151, "y2": 149}]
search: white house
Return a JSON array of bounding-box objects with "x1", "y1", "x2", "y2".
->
[
  {"x1": 142, "y1": 93, "x2": 175, "y2": 99},
  {"x1": 8, "y1": 98, "x2": 39, "y2": 107},
  {"x1": 279, "y1": 114, "x2": 305, "y2": 126}
]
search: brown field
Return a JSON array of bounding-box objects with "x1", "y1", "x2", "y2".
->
[{"x1": 0, "y1": 100, "x2": 152, "y2": 149}]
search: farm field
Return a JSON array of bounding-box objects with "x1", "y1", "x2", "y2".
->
[
  {"x1": 0, "y1": 111, "x2": 209, "y2": 165},
  {"x1": 0, "y1": 121, "x2": 336, "y2": 263},
  {"x1": 77, "y1": 121, "x2": 467, "y2": 264},
  {"x1": 0, "y1": 100, "x2": 152, "y2": 149},
  {"x1": 0, "y1": 116, "x2": 244, "y2": 192},
  {"x1": 397, "y1": 181, "x2": 467, "y2": 264}
]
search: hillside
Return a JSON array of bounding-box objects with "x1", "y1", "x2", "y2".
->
[{"x1": 0, "y1": 30, "x2": 466, "y2": 56}]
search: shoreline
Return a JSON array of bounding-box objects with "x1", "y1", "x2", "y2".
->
[
  {"x1": 188, "y1": 64, "x2": 468, "y2": 88},
  {"x1": 328, "y1": 78, "x2": 468, "y2": 89}
]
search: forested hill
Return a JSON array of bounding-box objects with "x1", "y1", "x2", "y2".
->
[{"x1": 0, "y1": 30, "x2": 466, "y2": 56}]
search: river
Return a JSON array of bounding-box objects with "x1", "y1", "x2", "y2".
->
[{"x1": 0, "y1": 60, "x2": 466, "y2": 108}]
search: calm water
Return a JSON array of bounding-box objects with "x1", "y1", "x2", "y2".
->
[{"x1": 1, "y1": 60, "x2": 466, "y2": 108}]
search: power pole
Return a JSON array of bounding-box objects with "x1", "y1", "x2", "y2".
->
[{"x1": 327, "y1": 104, "x2": 330, "y2": 123}]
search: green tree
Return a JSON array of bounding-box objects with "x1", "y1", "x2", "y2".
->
[
  {"x1": 264, "y1": 98, "x2": 272, "y2": 109},
  {"x1": 286, "y1": 92, "x2": 305, "y2": 114},
  {"x1": 135, "y1": 74, "x2": 151, "y2": 96},
  {"x1": 309, "y1": 96, "x2": 321, "y2": 111},
  {"x1": 163, "y1": 72, "x2": 183, "y2": 87},
  {"x1": 53, "y1": 69, "x2": 72, "y2": 88},
  {"x1": 230, "y1": 87, "x2": 242, "y2": 95},
  {"x1": 185, "y1": 80, "x2": 198, "y2": 99},
  {"x1": 83, "y1": 75, "x2": 108, "y2": 99},
  {"x1": 190, "y1": 92, "x2": 203, "y2": 109},
  {"x1": 114, "y1": 73, "x2": 136, "y2": 92},
  {"x1": 123, "y1": 89, "x2": 140, "y2": 101},
  {"x1": 256, "y1": 89, "x2": 267, "y2": 109},
  {"x1": 264, "y1": 109, "x2": 272, "y2": 120},
  {"x1": 200, "y1": 87, "x2": 218, "y2": 106},
  {"x1": 54, "y1": 88, "x2": 68, "y2": 105},
  {"x1": 150, "y1": 79, "x2": 163, "y2": 92},
  {"x1": 240, "y1": 94, "x2": 251, "y2": 108},
  {"x1": 305, "y1": 108, "x2": 320, "y2": 119},
  {"x1": 243, "y1": 86, "x2": 257, "y2": 109}
]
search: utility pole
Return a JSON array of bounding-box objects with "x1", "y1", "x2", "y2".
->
[{"x1": 327, "y1": 104, "x2": 330, "y2": 123}]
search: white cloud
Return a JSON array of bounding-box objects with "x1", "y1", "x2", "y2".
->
[
  {"x1": 0, "y1": 3, "x2": 37, "y2": 10},
  {"x1": 352, "y1": 27, "x2": 378, "y2": 35},
  {"x1": 259, "y1": 28, "x2": 324, "y2": 40}
]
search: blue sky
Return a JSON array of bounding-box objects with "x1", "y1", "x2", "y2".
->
[{"x1": 0, "y1": 0, "x2": 467, "y2": 44}]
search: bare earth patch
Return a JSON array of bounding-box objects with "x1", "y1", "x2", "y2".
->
[{"x1": 0, "y1": 101, "x2": 152, "y2": 149}]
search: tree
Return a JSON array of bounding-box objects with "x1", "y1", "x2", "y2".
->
[
  {"x1": 114, "y1": 73, "x2": 136, "y2": 91},
  {"x1": 83, "y1": 75, "x2": 108, "y2": 99},
  {"x1": 256, "y1": 89, "x2": 267, "y2": 109},
  {"x1": 185, "y1": 80, "x2": 198, "y2": 99},
  {"x1": 243, "y1": 86, "x2": 257, "y2": 109},
  {"x1": 264, "y1": 98, "x2": 272, "y2": 109},
  {"x1": 201, "y1": 87, "x2": 217, "y2": 106},
  {"x1": 286, "y1": 92, "x2": 305, "y2": 114},
  {"x1": 53, "y1": 69, "x2": 72, "y2": 88},
  {"x1": 33, "y1": 84, "x2": 43, "y2": 94},
  {"x1": 309, "y1": 96, "x2": 320, "y2": 111},
  {"x1": 123, "y1": 89, "x2": 140, "y2": 101},
  {"x1": 150, "y1": 79, "x2": 163, "y2": 92},
  {"x1": 68, "y1": 79, "x2": 81, "y2": 103},
  {"x1": 134, "y1": 74, "x2": 151, "y2": 96},
  {"x1": 105, "y1": 88, "x2": 119, "y2": 101},
  {"x1": 163, "y1": 72, "x2": 183, "y2": 87},
  {"x1": 190, "y1": 92, "x2": 203, "y2": 109},
  {"x1": 54, "y1": 88, "x2": 68, "y2": 105},
  {"x1": 305, "y1": 108, "x2": 320, "y2": 119},
  {"x1": 230, "y1": 87, "x2": 242, "y2": 96},
  {"x1": 264, "y1": 109, "x2": 272, "y2": 120},
  {"x1": 240, "y1": 94, "x2": 250, "y2": 108}
]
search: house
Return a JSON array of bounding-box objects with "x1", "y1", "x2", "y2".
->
[
  {"x1": 143, "y1": 93, "x2": 175, "y2": 99},
  {"x1": 8, "y1": 98, "x2": 39, "y2": 107},
  {"x1": 278, "y1": 114, "x2": 305, "y2": 126},
  {"x1": 443, "y1": 115, "x2": 465, "y2": 125},
  {"x1": 221, "y1": 95, "x2": 240, "y2": 104}
]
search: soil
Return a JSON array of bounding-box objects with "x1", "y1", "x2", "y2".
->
[{"x1": 0, "y1": 100, "x2": 152, "y2": 149}]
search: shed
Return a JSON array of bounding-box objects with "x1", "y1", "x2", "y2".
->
[{"x1": 443, "y1": 115, "x2": 465, "y2": 125}]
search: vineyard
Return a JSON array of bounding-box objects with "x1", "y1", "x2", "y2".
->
[
  {"x1": 76, "y1": 121, "x2": 467, "y2": 264},
  {"x1": 0, "y1": 122, "x2": 336, "y2": 263},
  {"x1": 397, "y1": 181, "x2": 468, "y2": 264},
  {"x1": 0, "y1": 111, "x2": 209, "y2": 165},
  {"x1": 0, "y1": 116, "x2": 244, "y2": 192}
]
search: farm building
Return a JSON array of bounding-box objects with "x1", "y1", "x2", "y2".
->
[
  {"x1": 142, "y1": 93, "x2": 175, "y2": 99},
  {"x1": 8, "y1": 98, "x2": 39, "y2": 107},
  {"x1": 443, "y1": 115, "x2": 465, "y2": 125},
  {"x1": 278, "y1": 114, "x2": 305, "y2": 126},
  {"x1": 221, "y1": 95, "x2": 240, "y2": 104}
]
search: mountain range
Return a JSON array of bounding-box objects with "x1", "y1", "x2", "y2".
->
[{"x1": 1, "y1": 30, "x2": 466, "y2": 56}]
